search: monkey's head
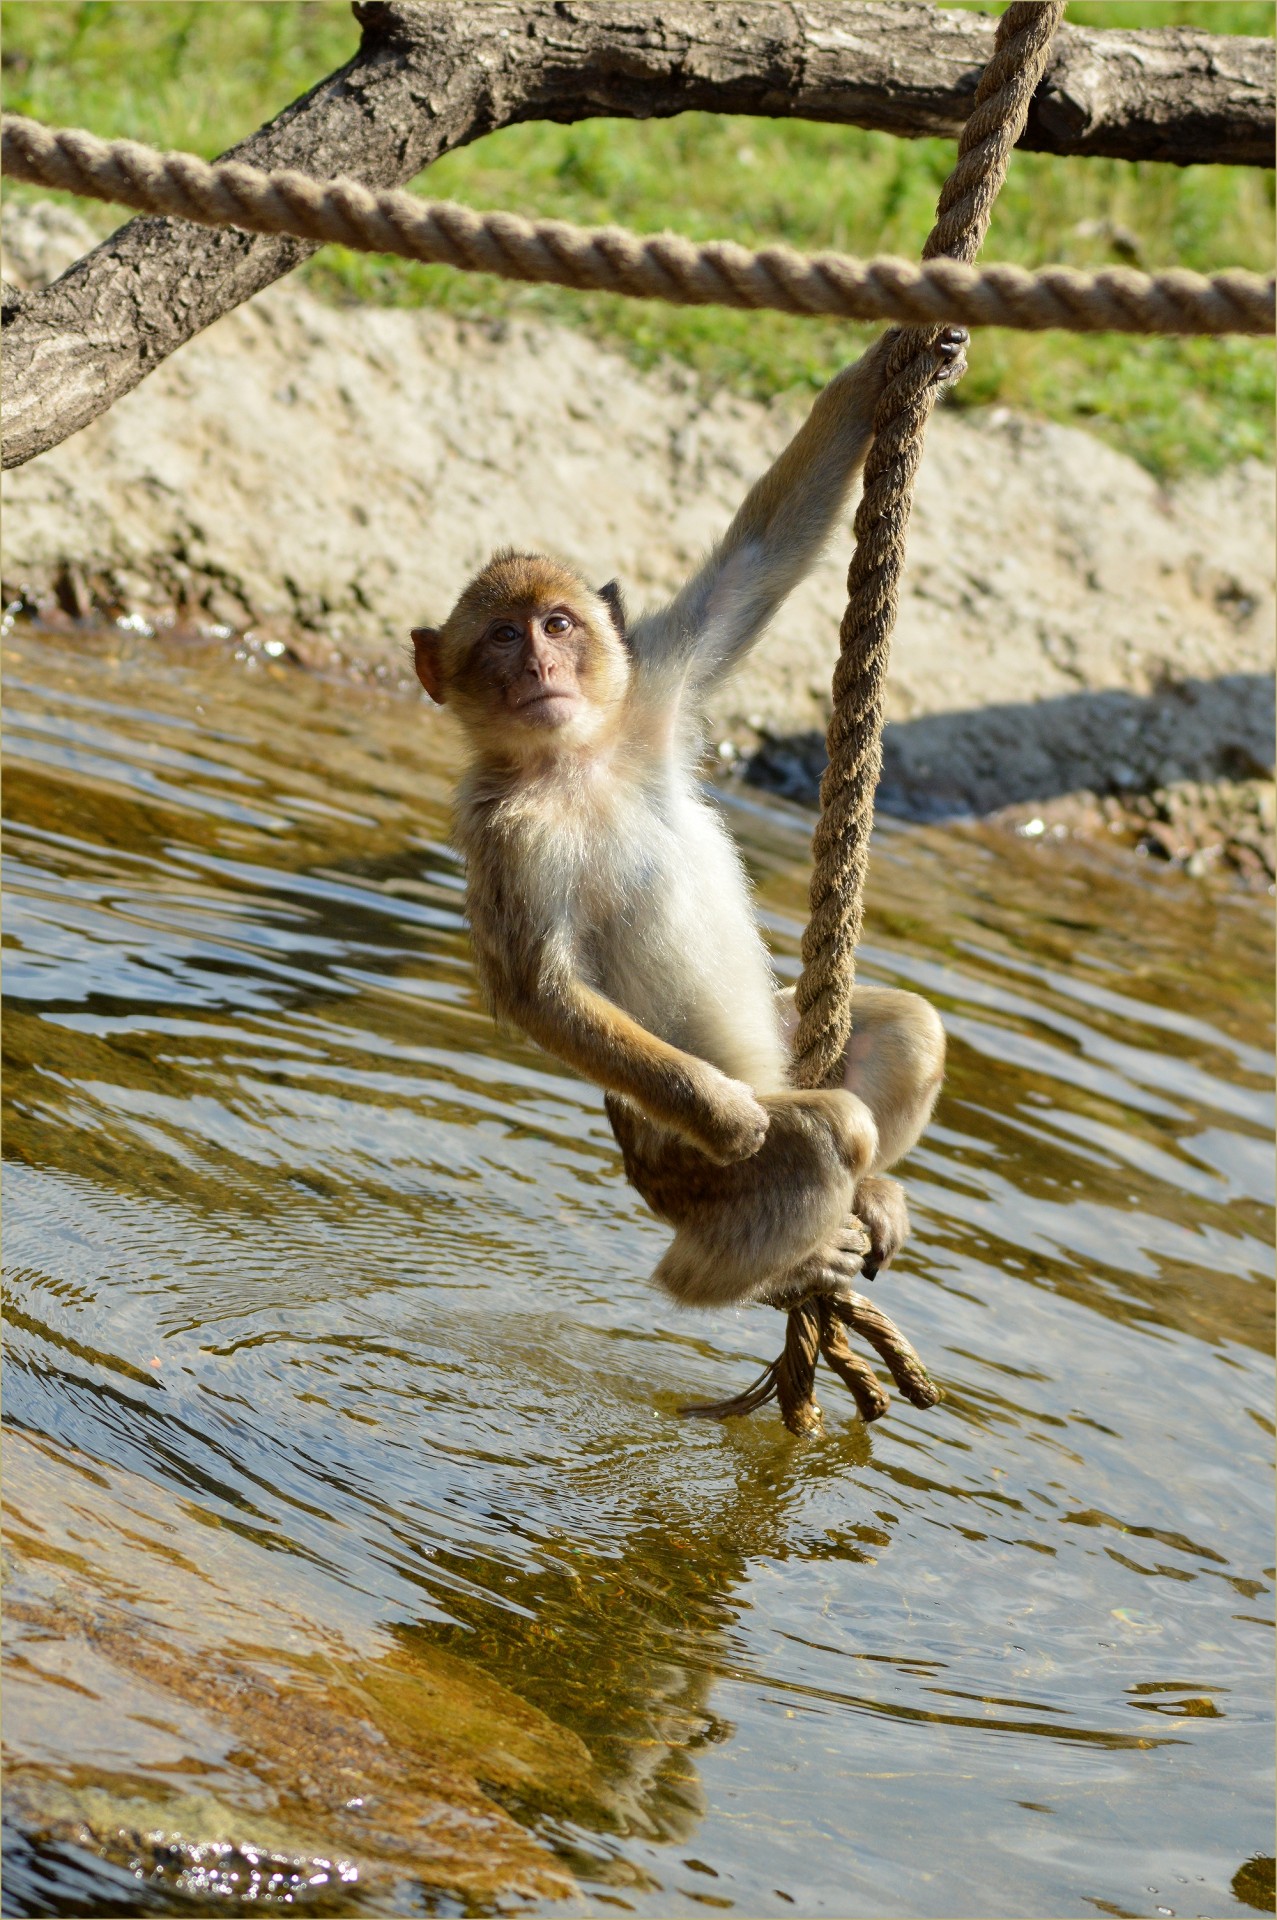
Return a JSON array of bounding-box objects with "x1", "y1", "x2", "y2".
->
[{"x1": 412, "y1": 551, "x2": 630, "y2": 759}]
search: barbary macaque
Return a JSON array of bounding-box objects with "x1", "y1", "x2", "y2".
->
[{"x1": 412, "y1": 327, "x2": 963, "y2": 1308}]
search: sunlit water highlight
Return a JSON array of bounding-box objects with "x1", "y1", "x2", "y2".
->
[{"x1": 3, "y1": 623, "x2": 1273, "y2": 1918}]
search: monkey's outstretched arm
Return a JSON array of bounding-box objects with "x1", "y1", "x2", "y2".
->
[
  {"x1": 499, "y1": 968, "x2": 769, "y2": 1165},
  {"x1": 632, "y1": 328, "x2": 965, "y2": 695},
  {"x1": 631, "y1": 336, "x2": 889, "y2": 690}
]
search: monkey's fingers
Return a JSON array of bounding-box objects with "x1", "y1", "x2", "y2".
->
[
  {"x1": 837, "y1": 1236, "x2": 872, "y2": 1284},
  {"x1": 832, "y1": 1293, "x2": 941, "y2": 1409},
  {"x1": 809, "y1": 1246, "x2": 865, "y2": 1298},
  {"x1": 934, "y1": 323, "x2": 969, "y2": 385},
  {"x1": 817, "y1": 1304, "x2": 890, "y2": 1422},
  {"x1": 679, "y1": 1358, "x2": 780, "y2": 1420},
  {"x1": 759, "y1": 1251, "x2": 860, "y2": 1311}
]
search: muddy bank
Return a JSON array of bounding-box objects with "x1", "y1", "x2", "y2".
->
[{"x1": 3, "y1": 201, "x2": 1273, "y2": 882}]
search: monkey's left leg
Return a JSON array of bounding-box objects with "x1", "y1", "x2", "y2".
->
[{"x1": 776, "y1": 984, "x2": 945, "y2": 1275}]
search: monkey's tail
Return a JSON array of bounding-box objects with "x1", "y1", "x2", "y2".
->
[{"x1": 679, "y1": 1358, "x2": 780, "y2": 1421}]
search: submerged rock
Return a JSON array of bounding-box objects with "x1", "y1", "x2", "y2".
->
[{"x1": 5, "y1": 1568, "x2": 586, "y2": 1907}]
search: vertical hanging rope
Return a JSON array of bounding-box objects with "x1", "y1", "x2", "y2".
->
[
  {"x1": 791, "y1": 0, "x2": 1067, "y2": 1092},
  {"x1": 773, "y1": 1, "x2": 1065, "y2": 1436}
]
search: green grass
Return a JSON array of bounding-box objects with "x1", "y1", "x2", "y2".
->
[{"x1": 3, "y1": 1, "x2": 1272, "y2": 475}]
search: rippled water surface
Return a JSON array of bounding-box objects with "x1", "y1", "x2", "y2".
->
[{"x1": 3, "y1": 622, "x2": 1273, "y2": 1918}]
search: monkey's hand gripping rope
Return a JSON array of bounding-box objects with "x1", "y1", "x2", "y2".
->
[{"x1": 689, "y1": 1, "x2": 1066, "y2": 1437}]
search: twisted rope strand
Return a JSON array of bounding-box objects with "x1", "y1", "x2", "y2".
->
[
  {"x1": 2, "y1": 114, "x2": 1270, "y2": 336},
  {"x1": 832, "y1": 1296, "x2": 940, "y2": 1409},
  {"x1": 679, "y1": 1358, "x2": 780, "y2": 1420},
  {"x1": 774, "y1": 1299, "x2": 825, "y2": 1435},
  {"x1": 791, "y1": 0, "x2": 1069, "y2": 1090},
  {"x1": 816, "y1": 1301, "x2": 891, "y2": 1422}
]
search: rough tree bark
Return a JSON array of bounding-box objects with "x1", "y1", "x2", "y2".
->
[{"x1": 3, "y1": 0, "x2": 1272, "y2": 471}]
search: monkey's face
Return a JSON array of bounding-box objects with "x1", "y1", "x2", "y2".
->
[
  {"x1": 471, "y1": 604, "x2": 600, "y2": 728},
  {"x1": 413, "y1": 553, "x2": 630, "y2": 759}
]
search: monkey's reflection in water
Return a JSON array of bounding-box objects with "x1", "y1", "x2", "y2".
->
[{"x1": 396, "y1": 1423, "x2": 876, "y2": 1851}]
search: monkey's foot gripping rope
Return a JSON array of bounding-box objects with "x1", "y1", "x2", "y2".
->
[{"x1": 1, "y1": 112, "x2": 1270, "y2": 337}]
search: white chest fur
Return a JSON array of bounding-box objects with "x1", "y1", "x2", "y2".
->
[{"x1": 515, "y1": 755, "x2": 789, "y2": 1090}]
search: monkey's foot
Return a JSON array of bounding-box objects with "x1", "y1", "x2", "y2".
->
[{"x1": 850, "y1": 1174, "x2": 910, "y2": 1281}]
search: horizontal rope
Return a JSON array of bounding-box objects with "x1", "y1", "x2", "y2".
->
[{"x1": 3, "y1": 114, "x2": 1272, "y2": 337}]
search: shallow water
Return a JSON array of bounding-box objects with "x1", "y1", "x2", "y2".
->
[{"x1": 3, "y1": 620, "x2": 1273, "y2": 1919}]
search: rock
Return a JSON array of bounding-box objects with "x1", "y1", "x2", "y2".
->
[
  {"x1": 993, "y1": 776, "x2": 1275, "y2": 888},
  {"x1": 5, "y1": 1583, "x2": 586, "y2": 1906}
]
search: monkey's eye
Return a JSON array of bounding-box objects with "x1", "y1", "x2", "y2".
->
[
  {"x1": 543, "y1": 613, "x2": 573, "y2": 637},
  {"x1": 490, "y1": 623, "x2": 523, "y2": 645}
]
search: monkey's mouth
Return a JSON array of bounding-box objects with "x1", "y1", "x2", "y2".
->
[{"x1": 513, "y1": 688, "x2": 578, "y2": 719}]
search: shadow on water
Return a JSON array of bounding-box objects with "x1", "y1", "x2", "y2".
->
[{"x1": 2, "y1": 623, "x2": 1273, "y2": 1918}]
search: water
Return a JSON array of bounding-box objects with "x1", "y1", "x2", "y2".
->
[{"x1": 3, "y1": 620, "x2": 1273, "y2": 1919}]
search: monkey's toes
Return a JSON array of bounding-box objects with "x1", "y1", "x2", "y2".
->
[
  {"x1": 851, "y1": 1175, "x2": 910, "y2": 1280},
  {"x1": 836, "y1": 1221, "x2": 871, "y2": 1263}
]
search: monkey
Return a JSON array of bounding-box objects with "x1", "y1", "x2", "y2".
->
[{"x1": 411, "y1": 326, "x2": 963, "y2": 1308}]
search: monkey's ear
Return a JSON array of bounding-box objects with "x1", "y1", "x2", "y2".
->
[
  {"x1": 411, "y1": 627, "x2": 446, "y2": 703},
  {"x1": 597, "y1": 579, "x2": 629, "y2": 645}
]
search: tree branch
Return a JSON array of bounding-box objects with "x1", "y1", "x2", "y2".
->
[{"x1": 3, "y1": 1, "x2": 1272, "y2": 471}]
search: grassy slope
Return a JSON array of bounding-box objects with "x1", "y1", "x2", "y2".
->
[{"x1": 2, "y1": 0, "x2": 1272, "y2": 476}]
